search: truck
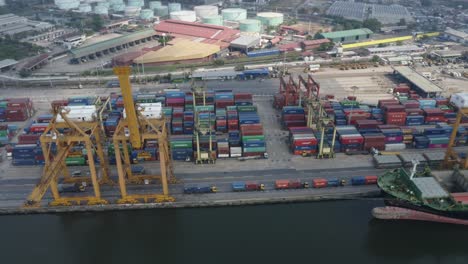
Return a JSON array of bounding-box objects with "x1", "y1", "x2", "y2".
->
[
  {"x1": 275, "y1": 179, "x2": 309, "y2": 190},
  {"x1": 232, "y1": 181, "x2": 265, "y2": 191},
  {"x1": 58, "y1": 183, "x2": 85, "y2": 193},
  {"x1": 238, "y1": 152, "x2": 268, "y2": 161},
  {"x1": 183, "y1": 185, "x2": 218, "y2": 194},
  {"x1": 131, "y1": 165, "x2": 145, "y2": 175},
  {"x1": 351, "y1": 176, "x2": 378, "y2": 186}
]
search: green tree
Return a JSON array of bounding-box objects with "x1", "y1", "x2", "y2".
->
[
  {"x1": 90, "y1": 15, "x2": 103, "y2": 32},
  {"x1": 306, "y1": 35, "x2": 313, "y2": 40},
  {"x1": 314, "y1": 30, "x2": 324, "y2": 39},
  {"x1": 378, "y1": 43, "x2": 388, "y2": 47},
  {"x1": 371, "y1": 55, "x2": 380, "y2": 63},
  {"x1": 19, "y1": 69, "x2": 31, "y2": 78},
  {"x1": 398, "y1": 18, "x2": 406, "y2": 26},
  {"x1": 421, "y1": 0, "x2": 432, "y2": 6},
  {"x1": 363, "y1": 18, "x2": 382, "y2": 32},
  {"x1": 213, "y1": 59, "x2": 225, "y2": 66},
  {"x1": 396, "y1": 41, "x2": 403, "y2": 46},
  {"x1": 317, "y1": 42, "x2": 334, "y2": 51},
  {"x1": 234, "y1": 64, "x2": 245, "y2": 71}
]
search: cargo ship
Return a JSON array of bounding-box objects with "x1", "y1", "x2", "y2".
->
[{"x1": 373, "y1": 165, "x2": 468, "y2": 225}]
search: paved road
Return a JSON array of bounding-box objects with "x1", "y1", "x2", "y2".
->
[{"x1": 0, "y1": 166, "x2": 383, "y2": 208}]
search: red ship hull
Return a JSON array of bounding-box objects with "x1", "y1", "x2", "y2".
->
[{"x1": 372, "y1": 206, "x2": 468, "y2": 226}]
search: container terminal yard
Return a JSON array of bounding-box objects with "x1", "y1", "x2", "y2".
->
[{"x1": 0, "y1": 64, "x2": 467, "y2": 215}]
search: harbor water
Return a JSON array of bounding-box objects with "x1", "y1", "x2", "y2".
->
[{"x1": 1, "y1": 199, "x2": 468, "y2": 264}]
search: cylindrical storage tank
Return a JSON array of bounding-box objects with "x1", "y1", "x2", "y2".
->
[
  {"x1": 155, "y1": 6, "x2": 169, "y2": 17},
  {"x1": 170, "y1": 10, "x2": 196, "y2": 22},
  {"x1": 54, "y1": 0, "x2": 80, "y2": 10},
  {"x1": 127, "y1": 0, "x2": 144, "y2": 7},
  {"x1": 111, "y1": 3, "x2": 125, "y2": 11},
  {"x1": 139, "y1": 9, "x2": 154, "y2": 20},
  {"x1": 109, "y1": 0, "x2": 124, "y2": 4},
  {"x1": 148, "y1": 1, "x2": 161, "y2": 10},
  {"x1": 221, "y1": 8, "x2": 247, "y2": 21},
  {"x1": 94, "y1": 5, "x2": 108, "y2": 15},
  {"x1": 97, "y1": 1, "x2": 110, "y2": 8},
  {"x1": 78, "y1": 3, "x2": 92, "y2": 13},
  {"x1": 194, "y1": 5, "x2": 218, "y2": 18},
  {"x1": 239, "y1": 19, "x2": 262, "y2": 33},
  {"x1": 256, "y1": 12, "x2": 284, "y2": 27},
  {"x1": 202, "y1": 15, "x2": 223, "y2": 26},
  {"x1": 168, "y1": 3, "x2": 181, "y2": 12},
  {"x1": 124, "y1": 6, "x2": 141, "y2": 17}
]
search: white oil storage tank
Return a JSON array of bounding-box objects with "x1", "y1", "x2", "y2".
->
[
  {"x1": 127, "y1": 0, "x2": 144, "y2": 7},
  {"x1": 139, "y1": 9, "x2": 154, "y2": 20},
  {"x1": 170, "y1": 10, "x2": 196, "y2": 22},
  {"x1": 168, "y1": 3, "x2": 181, "y2": 12},
  {"x1": 94, "y1": 5, "x2": 108, "y2": 15},
  {"x1": 202, "y1": 15, "x2": 223, "y2": 26},
  {"x1": 194, "y1": 5, "x2": 218, "y2": 18},
  {"x1": 154, "y1": 6, "x2": 169, "y2": 17},
  {"x1": 124, "y1": 6, "x2": 141, "y2": 17},
  {"x1": 239, "y1": 19, "x2": 262, "y2": 33},
  {"x1": 109, "y1": 0, "x2": 124, "y2": 4},
  {"x1": 55, "y1": 0, "x2": 80, "y2": 10},
  {"x1": 148, "y1": 1, "x2": 161, "y2": 10},
  {"x1": 221, "y1": 8, "x2": 247, "y2": 21},
  {"x1": 97, "y1": 1, "x2": 110, "y2": 8},
  {"x1": 111, "y1": 3, "x2": 125, "y2": 11},
  {"x1": 256, "y1": 12, "x2": 284, "y2": 27},
  {"x1": 78, "y1": 3, "x2": 92, "y2": 13}
]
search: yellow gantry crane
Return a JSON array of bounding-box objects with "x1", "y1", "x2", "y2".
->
[
  {"x1": 443, "y1": 108, "x2": 468, "y2": 169},
  {"x1": 112, "y1": 66, "x2": 175, "y2": 203},
  {"x1": 24, "y1": 108, "x2": 111, "y2": 207}
]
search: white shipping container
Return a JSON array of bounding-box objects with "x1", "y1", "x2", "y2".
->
[
  {"x1": 230, "y1": 147, "x2": 242, "y2": 157},
  {"x1": 385, "y1": 143, "x2": 406, "y2": 151},
  {"x1": 62, "y1": 105, "x2": 97, "y2": 111},
  {"x1": 218, "y1": 154, "x2": 230, "y2": 158},
  {"x1": 450, "y1": 93, "x2": 468, "y2": 109}
]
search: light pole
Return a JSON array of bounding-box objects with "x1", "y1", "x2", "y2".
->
[
  {"x1": 348, "y1": 86, "x2": 359, "y2": 125},
  {"x1": 161, "y1": 33, "x2": 166, "y2": 47}
]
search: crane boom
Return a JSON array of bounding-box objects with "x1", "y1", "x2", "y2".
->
[
  {"x1": 25, "y1": 145, "x2": 72, "y2": 206},
  {"x1": 113, "y1": 66, "x2": 142, "y2": 149}
]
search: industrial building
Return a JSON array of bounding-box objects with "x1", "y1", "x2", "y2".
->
[
  {"x1": 319, "y1": 28, "x2": 373, "y2": 43},
  {"x1": 393, "y1": 66, "x2": 443, "y2": 97},
  {"x1": 0, "y1": 59, "x2": 18, "y2": 72},
  {"x1": 133, "y1": 39, "x2": 220, "y2": 66},
  {"x1": 443, "y1": 28, "x2": 468, "y2": 44},
  {"x1": 68, "y1": 29, "x2": 158, "y2": 63},
  {"x1": 430, "y1": 50, "x2": 464, "y2": 62},
  {"x1": 229, "y1": 35, "x2": 261, "y2": 52},
  {"x1": 154, "y1": 20, "x2": 240, "y2": 49},
  {"x1": 301, "y1": 39, "x2": 331, "y2": 51},
  {"x1": 326, "y1": 1, "x2": 413, "y2": 24},
  {"x1": 0, "y1": 13, "x2": 54, "y2": 37},
  {"x1": 367, "y1": 45, "x2": 425, "y2": 56}
]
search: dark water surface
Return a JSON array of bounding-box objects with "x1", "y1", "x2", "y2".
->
[{"x1": 1, "y1": 200, "x2": 468, "y2": 264}]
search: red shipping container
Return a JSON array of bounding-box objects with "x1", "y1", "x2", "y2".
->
[
  {"x1": 293, "y1": 149, "x2": 316, "y2": 155},
  {"x1": 340, "y1": 135, "x2": 364, "y2": 144},
  {"x1": 18, "y1": 134, "x2": 41, "y2": 144},
  {"x1": 405, "y1": 108, "x2": 423, "y2": 116},
  {"x1": 288, "y1": 179, "x2": 302, "y2": 189},
  {"x1": 356, "y1": 119, "x2": 380, "y2": 129},
  {"x1": 234, "y1": 93, "x2": 253, "y2": 100},
  {"x1": 365, "y1": 176, "x2": 378, "y2": 184},
  {"x1": 283, "y1": 114, "x2": 305, "y2": 121},
  {"x1": 424, "y1": 108, "x2": 445, "y2": 116},
  {"x1": 435, "y1": 98, "x2": 449, "y2": 106},
  {"x1": 425, "y1": 116, "x2": 447, "y2": 123},
  {"x1": 275, "y1": 180, "x2": 289, "y2": 189},
  {"x1": 384, "y1": 105, "x2": 406, "y2": 113},
  {"x1": 51, "y1": 99, "x2": 68, "y2": 108},
  {"x1": 378, "y1": 99, "x2": 399, "y2": 108},
  {"x1": 394, "y1": 86, "x2": 410, "y2": 93},
  {"x1": 312, "y1": 178, "x2": 328, "y2": 188},
  {"x1": 293, "y1": 138, "x2": 318, "y2": 146},
  {"x1": 402, "y1": 101, "x2": 420, "y2": 108},
  {"x1": 240, "y1": 124, "x2": 263, "y2": 131}
]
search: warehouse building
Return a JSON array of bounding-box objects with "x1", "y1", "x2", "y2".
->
[
  {"x1": 319, "y1": 28, "x2": 373, "y2": 43},
  {"x1": 393, "y1": 66, "x2": 443, "y2": 97},
  {"x1": 301, "y1": 39, "x2": 331, "y2": 51},
  {"x1": 68, "y1": 29, "x2": 158, "y2": 63},
  {"x1": 327, "y1": 1, "x2": 413, "y2": 24},
  {"x1": 367, "y1": 45, "x2": 425, "y2": 56},
  {"x1": 154, "y1": 20, "x2": 240, "y2": 49},
  {"x1": 443, "y1": 28, "x2": 468, "y2": 44},
  {"x1": 133, "y1": 39, "x2": 220, "y2": 66},
  {"x1": 229, "y1": 35, "x2": 261, "y2": 52}
]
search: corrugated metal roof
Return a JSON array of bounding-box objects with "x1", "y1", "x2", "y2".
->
[
  {"x1": 445, "y1": 27, "x2": 468, "y2": 39},
  {"x1": 393, "y1": 66, "x2": 443, "y2": 93},
  {"x1": 154, "y1": 20, "x2": 239, "y2": 43},
  {"x1": 134, "y1": 39, "x2": 220, "y2": 64},
  {"x1": 321, "y1": 28, "x2": 373, "y2": 39},
  {"x1": 412, "y1": 177, "x2": 448, "y2": 199},
  {"x1": 230, "y1": 35, "x2": 260, "y2": 48},
  {"x1": 302, "y1": 39, "x2": 330, "y2": 46},
  {"x1": 69, "y1": 29, "x2": 156, "y2": 57},
  {"x1": 0, "y1": 59, "x2": 17, "y2": 69}
]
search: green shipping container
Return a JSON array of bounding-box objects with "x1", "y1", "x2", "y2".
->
[
  {"x1": 340, "y1": 101, "x2": 359, "y2": 107},
  {"x1": 0, "y1": 131, "x2": 7, "y2": 136},
  {"x1": 162, "y1": 107, "x2": 173, "y2": 116},
  {"x1": 170, "y1": 142, "x2": 193, "y2": 148},
  {"x1": 66, "y1": 156, "x2": 86, "y2": 166},
  {"x1": 195, "y1": 105, "x2": 215, "y2": 112},
  {"x1": 242, "y1": 135, "x2": 265, "y2": 141},
  {"x1": 237, "y1": 106, "x2": 257, "y2": 112},
  {"x1": 243, "y1": 147, "x2": 267, "y2": 153},
  {"x1": 227, "y1": 106, "x2": 237, "y2": 111}
]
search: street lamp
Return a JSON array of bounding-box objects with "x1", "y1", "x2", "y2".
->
[
  {"x1": 161, "y1": 33, "x2": 166, "y2": 47},
  {"x1": 348, "y1": 86, "x2": 359, "y2": 125}
]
